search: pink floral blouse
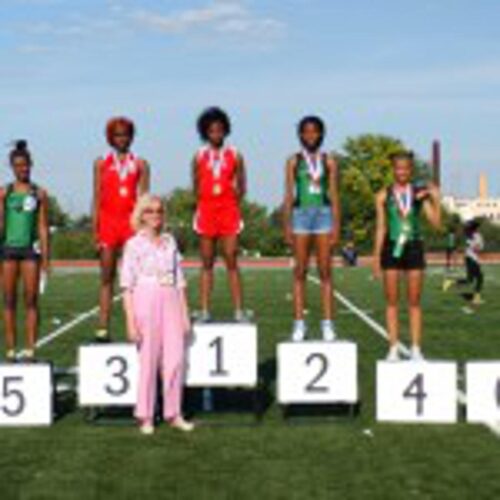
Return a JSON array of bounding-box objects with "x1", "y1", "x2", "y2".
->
[{"x1": 120, "y1": 231, "x2": 186, "y2": 290}]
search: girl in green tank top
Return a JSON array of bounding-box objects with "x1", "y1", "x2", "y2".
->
[
  {"x1": 284, "y1": 116, "x2": 341, "y2": 342},
  {"x1": 373, "y1": 151, "x2": 442, "y2": 362},
  {"x1": 0, "y1": 141, "x2": 50, "y2": 362}
]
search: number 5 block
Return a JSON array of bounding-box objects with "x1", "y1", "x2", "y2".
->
[
  {"x1": 277, "y1": 341, "x2": 358, "y2": 404},
  {"x1": 185, "y1": 323, "x2": 258, "y2": 387},
  {"x1": 466, "y1": 361, "x2": 500, "y2": 424},
  {"x1": 78, "y1": 344, "x2": 139, "y2": 406},
  {"x1": 376, "y1": 361, "x2": 458, "y2": 423},
  {"x1": 0, "y1": 363, "x2": 52, "y2": 426}
]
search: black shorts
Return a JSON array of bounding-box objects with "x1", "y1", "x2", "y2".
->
[
  {"x1": 381, "y1": 239, "x2": 426, "y2": 270},
  {"x1": 0, "y1": 246, "x2": 41, "y2": 262}
]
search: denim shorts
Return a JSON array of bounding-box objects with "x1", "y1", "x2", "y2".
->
[{"x1": 292, "y1": 206, "x2": 333, "y2": 235}]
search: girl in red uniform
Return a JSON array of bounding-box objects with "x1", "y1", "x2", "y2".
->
[
  {"x1": 92, "y1": 117, "x2": 150, "y2": 342},
  {"x1": 192, "y1": 107, "x2": 247, "y2": 322}
]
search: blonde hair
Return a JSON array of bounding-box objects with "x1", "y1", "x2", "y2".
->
[{"x1": 130, "y1": 193, "x2": 166, "y2": 232}]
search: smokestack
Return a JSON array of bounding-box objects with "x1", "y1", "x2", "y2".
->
[{"x1": 431, "y1": 140, "x2": 441, "y2": 187}]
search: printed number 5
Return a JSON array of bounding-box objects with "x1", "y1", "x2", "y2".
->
[{"x1": 1, "y1": 376, "x2": 26, "y2": 417}]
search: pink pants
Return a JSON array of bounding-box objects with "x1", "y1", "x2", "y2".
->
[{"x1": 132, "y1": 283, "x2": 186, "y2": 422}]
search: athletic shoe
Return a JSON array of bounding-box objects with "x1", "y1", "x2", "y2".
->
[
  {"x1": 198, "y1": 310, "x2": 212, "y2": 323},
  {"x1": 322, "y1": 326, "x2": 337, "y2": 342},
  {"x1": 410, "y1": 346, "x2": 425, "y2": 362},
  {"x1": 94, "y1": 328, "x2": 110, "y2": 343},
  {"x1": 139, "y1": 423, "x2": 155, "y2": 435},
  {"x1": 472, "y1": 293, "x2": 485, "y2": 306},
  {"x1": 291, "y1": 327, "x2": 306, "y2": 342},
  {"x1": 386, "y1": 345, "x2": 400, "y2": 362},
  {"x1": 5, "y1": 350, "x2": 16, "y2": 363},
  {"x1": 170, "y1": 417, "x2": 195, "y2": 433},
  {"x1": 234, "y1": 309, "x2": 251, "y2": 323},
  {"x1": 442, "y1": 279, "x2": 455, "y2": 292}
]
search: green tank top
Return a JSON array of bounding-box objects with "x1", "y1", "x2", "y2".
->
[
  {"x1": 294, "y1": 152, "x2": 330, "y2": 208},
  {"x1": 3, "y1": 184, "x2": 39, "y2": 249},
  {"x1": 385, "y1": 184, "x2": 422, "y2": 242}
]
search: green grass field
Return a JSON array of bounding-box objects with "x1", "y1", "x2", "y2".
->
[{"x1": 1, "y1": 264, "x2": 499, "y2": 499}]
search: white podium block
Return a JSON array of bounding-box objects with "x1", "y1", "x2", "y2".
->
[
  {"x1": 376, "y1": 361, "x2": 457, "y2": 423},
  {"x1": 277, "y1": 341, "x2": 358, "y2": 405},
  {"x1": 186, "y1": 323, "x2": 258, "y2": 388},
  {"x1": 0, "y1": 363, "x2": 52, "y2": 427},
  {"x1": 78, "y1": 344, "x2": 139, "y2": 406},
  {"x1": 466, "y1": 361, "x2": 500, "y2": 423}
]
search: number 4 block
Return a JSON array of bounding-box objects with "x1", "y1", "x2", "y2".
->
[{"x1": 376, "y1": 361, "x2": 458, "y2": 423}]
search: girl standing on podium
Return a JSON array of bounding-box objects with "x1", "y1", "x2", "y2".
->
[
  {"x1": 120, "y1": 194, "x2": 194, "y2": 435},
  {"x1": 0, "y1": 140, "x2": 50, "y2": 362},
  {"x1": 192, "y1": 107, "x2": 247, "y2": 322},
  {"x1": 373, "y1": 151, "x2": 441, "y2": 362},
  {"x1": 283, "y1": 116, "x2": 341, "y2": 342},
  {"x1": 92, "y1": 117, "x2": 150, "y2": 343}
]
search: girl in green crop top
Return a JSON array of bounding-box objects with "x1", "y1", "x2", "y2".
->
[
  {"x1": 283, "y1": 116, "x2": 341, "y2": 342},
  {"x1": 0, "y1": 141, "x2": 50, "y2": 362},
  {"x1": 373, "y1": 151, "x2": 441, "y2": 362}
]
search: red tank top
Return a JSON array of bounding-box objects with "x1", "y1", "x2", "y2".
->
[
  {"x1": 196, "y1": 145, "x2": 239, "y2": 204},
  {"x1": 99, "y1": 152, "x2": 142, "y2": 218}
]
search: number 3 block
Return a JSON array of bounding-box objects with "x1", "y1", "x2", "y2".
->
[
  {"x1": 78, "y1": 344, "x2": 139, "y2": 406},
  {"x1": 277, "y1": 341, "x2": 358, "y2": 404},
  {"x1": 376, "y1": 361, "x2": 458, "y2": 423},
  {"x1": 0, "y1": 363, "x2": 52, "y2": 426},
  {"x1": 185, "y1": 323, "x2": 258, "y2": 387}
]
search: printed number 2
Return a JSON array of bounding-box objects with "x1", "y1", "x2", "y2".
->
[
  {"x1": 1, "y1": 376, "x2": 26, "y2": 417},
  {"x1": 403, "y1": 373, "x2": 427, "y2": 416},
  {"x1": 105, "y1": 356, "x2": 130, "y2": 396},
  {"x1": 305, "y1": 353, "x2": 329, "y2": 393},
  {"x1": 209, "y1": 337, "x2": 229, "y2": 376}
]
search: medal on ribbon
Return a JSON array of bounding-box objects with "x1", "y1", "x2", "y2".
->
[
  {"x1": 209, "y1": 148, "x2": 224, "y2": 196},
  {"x1": 303, "y1": 150, "x2": 323, "y2": 195},
  {"x1": 392, "y1": 184, "x2": 413, "y2": 259}
]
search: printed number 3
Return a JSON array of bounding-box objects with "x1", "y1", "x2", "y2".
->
[{"x1": 105, "y1": 356, "x2": 130, "y2": 396}]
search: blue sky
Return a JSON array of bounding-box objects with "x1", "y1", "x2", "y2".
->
[{"x1": 1, "y1": 0, "x2": 499, "y2": 214}]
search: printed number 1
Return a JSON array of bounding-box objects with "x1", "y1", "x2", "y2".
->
[
  {"x1": 209, "y1": 336, "x2": 229, "y2": 376},
  {"x1": 403, "y1": 373, "x2": 427, "y2": 416}
]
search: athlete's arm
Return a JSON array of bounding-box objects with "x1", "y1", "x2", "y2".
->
[
  {"x1": 422, "y1": 182, "x2": 441, "y2": 229},
  {"x1": 92, "y1": 158, "x2": 102, "y2": 248},
  {"x1": 283, "y1": 155, "x2": 297, "y2": 245},
  {"x1": 139, "y1": 159, "x2": 150, "y2": 194},
  {"x1": 326, "y1": 154, "x2": 341, "y2": 246},
  {"x1": 0, "y1": 187, "x2": 5, "y2": 241},
  {"x1": 373, "y1": 189, "x2": 387, "y2": 279},
  {"x1": 38, "y1": 188, "x2": 50, "y2": 272},
  {"x1": 236, "y1": 153, "x2": 247, "y2": 200},
  {"x1": 191, "y1": 156, "x2": 199, "y2": 199}
]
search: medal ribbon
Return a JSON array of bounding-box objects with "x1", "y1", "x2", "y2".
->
[
  {"x1": 394, "y1": 184, "x2": 412, "y2": 219},
  {"x1": 112, "y1": 152, "x2": 135, "y2": 181},
  {"x1": 209, "y1": 147, "x2": 225, "y2": 180},
  {"x1": 302, "y1": 149, "x2": 323, "y2": 183}
]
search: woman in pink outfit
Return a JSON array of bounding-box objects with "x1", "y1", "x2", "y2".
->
[{"x1": 120, "y1": 194, "x2": 194, "y2": 435}]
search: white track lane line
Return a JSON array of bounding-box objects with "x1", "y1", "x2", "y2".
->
[{"x1": 307, "y1": 274, "x2": 500, "y2": 438}]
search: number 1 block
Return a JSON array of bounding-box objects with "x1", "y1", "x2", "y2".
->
[
  {"x1": 277, "y1": 341, "x2": 358, "y2": 405},
  {"x1": 376, "y1": 361, "x2": 458, "y2": 423},
  {"x1": 185, "y1": 323, "x2": 258, "y2": 388}
]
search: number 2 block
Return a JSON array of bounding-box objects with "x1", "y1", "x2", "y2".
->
[
  {"x1": 78, "y1": 344, "x2": 139, "y2": 406},
  {"x1": 185, "y1": 323, "x2": 258, "y2": 387},
  {"x1": 277, "y1": 341, "x2": 358, "y2": 404},
  {"x1": 376, "y1": 361, "x2": 458, "y2": 423}
]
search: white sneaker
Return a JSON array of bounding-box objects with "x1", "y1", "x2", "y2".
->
[
  {"x1": 139, "y1": 423, "x2": 155, "y2": 435},
  {"x1": 170, "y1": 417, "x2": 195, "y2": 433},
  {"x1": 291, "y1": 327, "x2": 305, "y2": 342},
  {"x1": 322, "y1": 327, "x2": 336, "y2": 342},
  {"x1": 410, "y1": 346, "x2": 425, "y2": 362},
  {"x1": 386, "y1": 345, "x2": 400, "y2": 362}
]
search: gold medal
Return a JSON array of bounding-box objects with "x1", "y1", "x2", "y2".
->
[
  {"x1": 119, "y1": 186, "x2": 128, "y2": 197},
  {"x1": 213, "y1": 183, "x2": 222, "y2": 196}
]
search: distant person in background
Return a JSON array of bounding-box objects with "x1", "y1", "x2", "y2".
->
[
  {"x1": 0, "y1": 141, "x2": 50, "y2": 362},
  {"x1": 373, "y1": 151, "x2": 441, "y2": 362},
  {"x1": 444, "y1": 227, "x2": 458, "y2": 271},
  {"x1": 341, "y1": 240, "x2": 358, "y2": 267},
  {"x1": 443, "y1": 220, "x2": 484, "y2": 306},
  {"x1": 283, "y1": 116, "x2": 341, "y2": 342},
  {"x1": 92, "y1": 117, "x2": 150, "y2": 343},
  {"x1": 192, "y1": 107, "x2": 247, "y2": 322},
  {"x1": 121, "y1": 194, "x2": 193, "y2": 435}
]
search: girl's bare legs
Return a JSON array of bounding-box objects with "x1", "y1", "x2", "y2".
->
[
  {"x1": 199, "y1": 236, "x2": 216, "y2": 319},
  {"x1": 220, "y1": 235, "x2": 244, "y2": 318},
  {"x1": 97, "y1": 247, "x2": 118, "y2": 340},
  {"x1": 315, "y1": 233, "x2": 336, "y2": 339},
  {"x1": 2, "y1": 260, "x2": 19, "y2": 359},
  {"x1": 20, "y1": 259, "x2": 40, "y2": 356},
  {"x1": 384, "y1": 269, "x2": 400, "y2": 360},
  {"x1": 407, "y1": 269, "x2": 424, "y2": 359},
  {"x1": 291, "y1": 234, "x2": 312, "y2": 340}
]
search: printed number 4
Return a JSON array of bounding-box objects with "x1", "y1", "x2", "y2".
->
[{"x1": 403, "y1": 373, "x2": 427, "y2": 416}]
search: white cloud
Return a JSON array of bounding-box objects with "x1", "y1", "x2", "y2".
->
[{"x1": 133, "y1": 1, "x2": 285, "y2": 40}]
